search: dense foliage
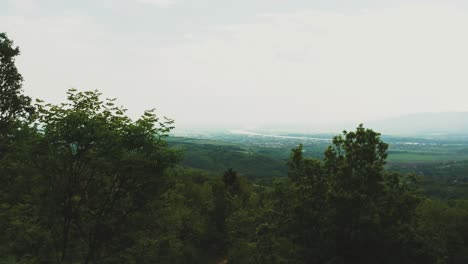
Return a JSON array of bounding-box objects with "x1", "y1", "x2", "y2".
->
[{"x1": 2, "y1": 33, "x2": 468, "y2": 263}]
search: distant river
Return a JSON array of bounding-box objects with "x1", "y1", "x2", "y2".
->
[{"x1": 229, "y1": 130, "x2": 331, "y2": 142}]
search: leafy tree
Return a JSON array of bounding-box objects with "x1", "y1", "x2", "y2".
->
[
  {"x1": 0, "y1": 33, "x2": 41, "y2": 262},
  {"x1": 255, "y1": 125, "x2": 426, "y2": 263},
  {"x1": 323, "y1": 125, "x2": 422, "y2": 263},
  {"x1": 0, "y1": 32, "x2": 35, "y2": 195},
  {"x1": 0, "y1": 32, "x2": 33, "y2": 134},
  {"x1": 33, "y1": 89, "x2": 178, "y2": 263}
]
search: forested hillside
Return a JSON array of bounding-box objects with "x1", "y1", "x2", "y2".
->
[
  {"x1": 167, "y1": 137, "x2": 287, "y2": 178},
  {"x1": 3, "y1": 33, "x2": 468, "y2": 264}
]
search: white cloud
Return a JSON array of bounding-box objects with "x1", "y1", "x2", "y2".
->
[
  {"x1": 2, "y1": 3, "x2": 468, "y2": 127},
  {"x1": 6, "y1": 0, "x2": 39, "y2": 12},
  {"x1": 1, "y1": 15, "x2": 123, "y2": 102},
  {"x1": 144, "y1": 4, "x2": 468, "y2": 125},
  {"x1": 136, "y1": 0, "x2": 177, "y2": 7}
]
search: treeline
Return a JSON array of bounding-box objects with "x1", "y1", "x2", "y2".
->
[{"x1": 3, "y1": 33, "x2": 468, "y2": 263}]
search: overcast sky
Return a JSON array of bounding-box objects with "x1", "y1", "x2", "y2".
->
[{"x1": 2, "y1": 0, "x2": 468, "y2": 129}]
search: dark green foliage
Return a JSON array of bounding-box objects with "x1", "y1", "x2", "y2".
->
[
  {"x1": 0, "y1": 84, "x2": 179, "y2": 262},
  {"x1": 0, "y1": 32, "x2": 36, "y2": 220},
  {"x1": 0, "y1": 32, "x2": 44, "y2": 263},
  {"x1": 249, "y1": 125, "x2": 427, "y2": 264},
  {"x1": 33, "y1": 89, "x2": 178, "y2": 263},
  {"x1": 414, "y1": 200, "x2": 468, "y2": 264},
  {"x1": 390, "y1": 161, "x2": 468, "y2": 199},
  {"x1": 0, "y1": 33, "x2": 33, "y2": 134},
  {"x1": 325, "y1": 126, "x2": 400, "y2": 263}
]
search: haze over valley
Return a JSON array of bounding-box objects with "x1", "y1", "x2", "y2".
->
[{"x1": 2, "y1": 1, "x2": 468, "y2": 263}]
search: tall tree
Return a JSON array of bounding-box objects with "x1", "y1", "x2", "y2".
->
[
  {"x1": 0, "y1": 32, "x2": 33, "y2": 135},
  {"x1": 0, "y1": 33, "x2": 41, "y2": 262},
  {"x1": 323, "y1": 124, "x2": 420, "y2": 263},
  {"x1": 34, "y1": 89, "x2": 178, "y2": 263}
]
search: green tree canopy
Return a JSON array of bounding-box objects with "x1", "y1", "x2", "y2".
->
[
  {"x1": 0, "y1": 33, "x2": 33, "y2": 134},
  {"x1": 33, "y1": 89, "x2": 179, "y2": 263}
]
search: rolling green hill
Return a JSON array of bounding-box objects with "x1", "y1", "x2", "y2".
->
[{"x1": 168, "y1": 137, "x2": 288, "y2": 178}]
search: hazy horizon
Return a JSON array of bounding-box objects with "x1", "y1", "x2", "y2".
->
[
  {"x1": 2, "y1": 0, "x2": 468, "y2": 127},
  {"x1": 173, "y1": 111, "x2": 468, "y2": 137}
]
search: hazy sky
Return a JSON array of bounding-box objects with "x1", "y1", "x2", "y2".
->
[{"x1": 2, "y1": 0, "x2": 468, "y2": 128}]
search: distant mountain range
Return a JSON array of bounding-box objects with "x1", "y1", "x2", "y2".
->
[{"x1": 367, "y1": 112, "x2": 468, "y2": 135}]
